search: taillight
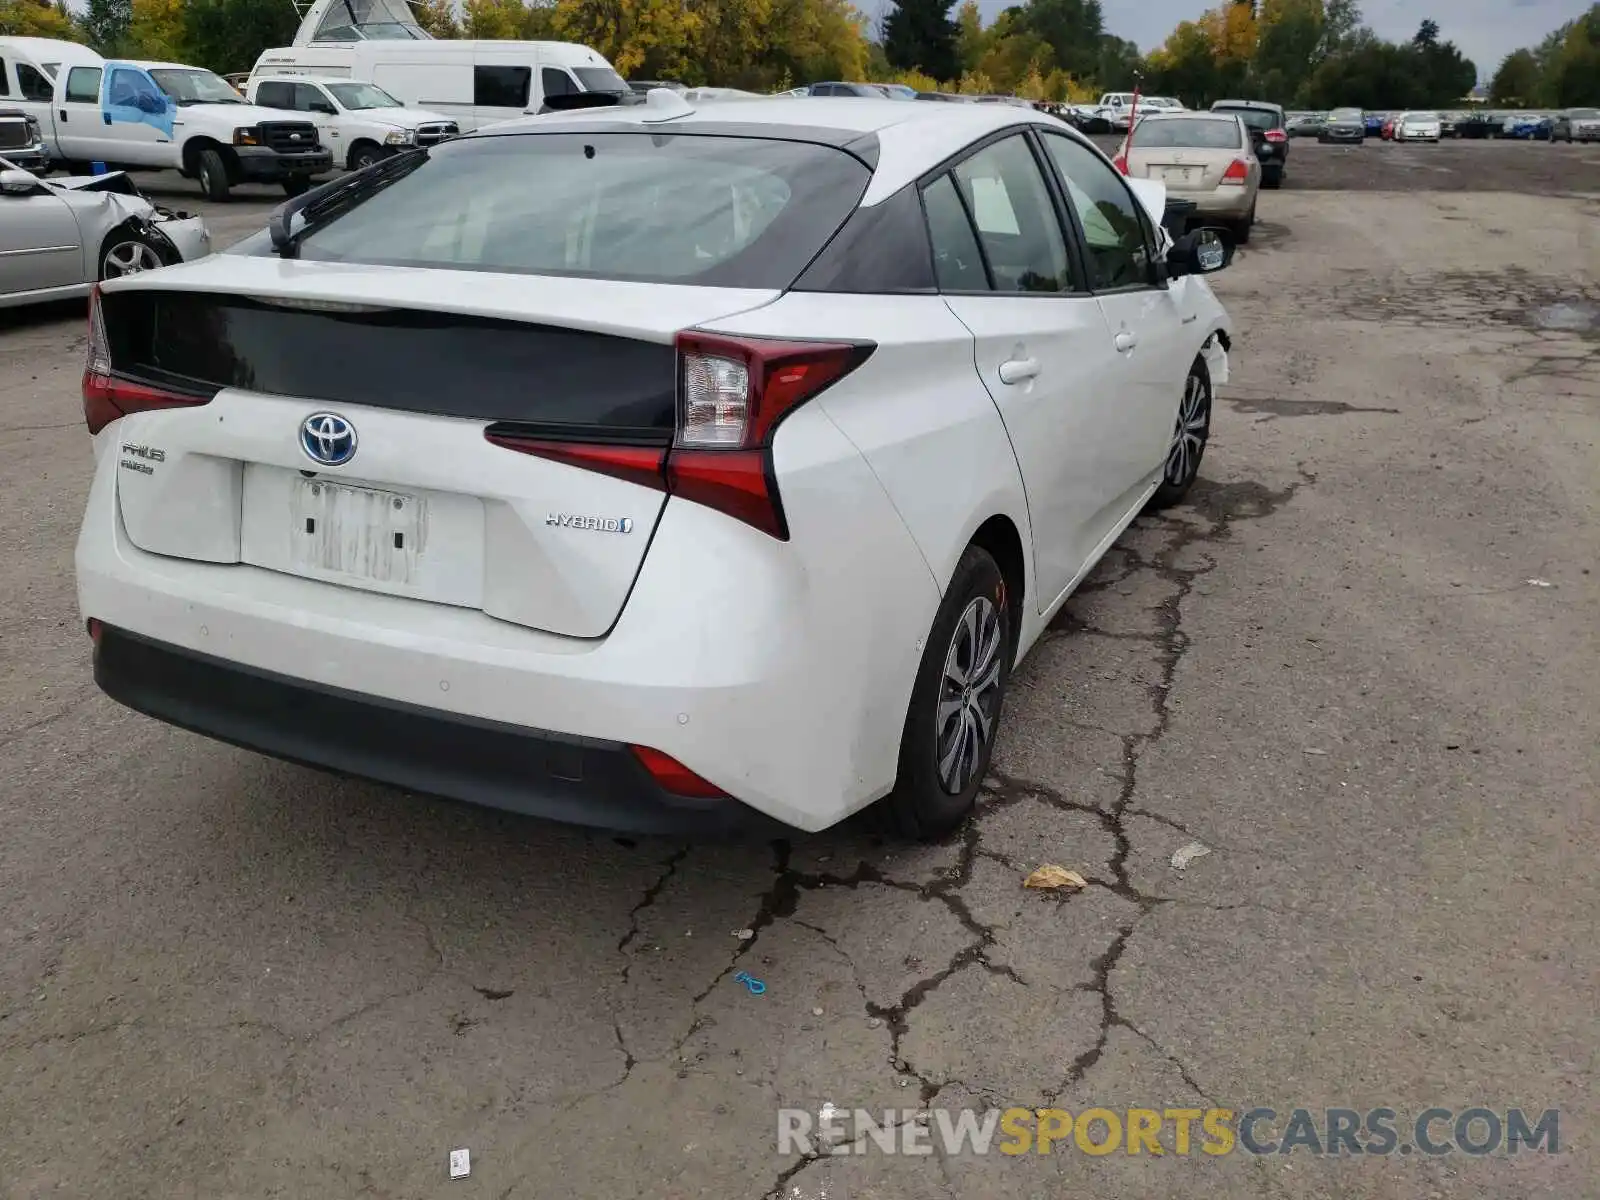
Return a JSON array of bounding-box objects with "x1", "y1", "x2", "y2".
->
[
  {"x1": 629, "y1": 745, "x2": 727, "y2": 799},
  {"x1": 82, "y1": 286, "x2": 215, "y2": 434},
  {"x1": 1220, "y1": 159, "x2": 1249, "y2": 185},
  {"x1": 1263, "y1": 128, "x2": 1287, "y2": 143},
  {"x1": 668, "y1": 332, "x2": 870, "y2": 539},
  {"x1": 488, "y1": 333, "x2": 871, "y2": 541}
]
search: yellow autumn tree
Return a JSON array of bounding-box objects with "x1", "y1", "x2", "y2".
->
[
  {"x1": 413, "y1": 0, "x2": 460, "y2": 37},
  {"x1": 551, "y1": 0, "x2": 702, "y2": 78},
  {"x1": 1199, "y1": 1, "x2": 1259, "y2": 65},
  {"x1": 0, "y1": 0, "x2": 78, "y2": 39},
  {"x1": 126, "y1": 0, "x2": 187, "y2": 61},
  {"x1": 463, "y1": 0, "x2": 526, "y2": 39}
]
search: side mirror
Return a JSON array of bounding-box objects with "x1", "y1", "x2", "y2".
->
[
  {"x1": 310, "y1": 102, "x2": 337, "y2": 115},
  {"x1": 0, "y1": 168, "x2": 39, "y2": 195},
  {"x1": 1166, "y1": 227, "x2": 1234, "y2": 277},
  {"x1": 136, "y1": 92, "x2": 166, "y2": 114}
]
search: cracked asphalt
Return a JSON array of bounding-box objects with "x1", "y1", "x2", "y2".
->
[{"x1": 2, "y1": 160, "x2": 1598, "y2": 1199}]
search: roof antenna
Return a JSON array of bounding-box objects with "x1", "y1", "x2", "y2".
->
[{"x1": 639, "y1": 88, "x2": 695, "y2": 124}]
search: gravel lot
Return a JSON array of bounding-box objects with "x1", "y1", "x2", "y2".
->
[{"x1": 2, "y1": 141, "x2": 1597, "y2": 1198}]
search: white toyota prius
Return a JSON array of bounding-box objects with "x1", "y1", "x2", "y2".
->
[{"x1": 75, "y1": 93, "x2": 1235, "y2": 837}]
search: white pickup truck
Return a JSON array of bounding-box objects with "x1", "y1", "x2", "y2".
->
[
  {"x1": 244, "y1": 76, "x2": 458, "y2": 171},
  {"x1": 38, "y1": 58, "x2": 332, "y2": 199}
]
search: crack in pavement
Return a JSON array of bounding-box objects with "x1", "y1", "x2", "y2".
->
[{"x1": 598, "y1": 467, "x2": 1319, "y2": 1199}]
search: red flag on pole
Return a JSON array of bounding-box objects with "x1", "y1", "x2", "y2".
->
[{"x1": 1114, "y1": 81, "x2": 1141, "y2": 173}]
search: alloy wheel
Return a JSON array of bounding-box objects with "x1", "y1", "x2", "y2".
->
[
  {"x1": 102, "y1": 240, "x2": 162, "y2": 278},
  {"x1": 935, "y1": 595, "x2": 1004, "y2": 794},
  {"x1": 1165, "y1": 370, "x2": 1211, "y2": 487}
]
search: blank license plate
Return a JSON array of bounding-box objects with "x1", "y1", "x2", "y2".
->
[
  {"x1": 1163, "y1": 167, "x2": 1199, "y2": 184},
  {"x1": 292, "y1": 479, "x2": 424, "y2": 584}
]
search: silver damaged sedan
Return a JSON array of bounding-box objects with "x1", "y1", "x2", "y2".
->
[{"x1": 0, "y1": 157, "x2": 211, "y2": 308}]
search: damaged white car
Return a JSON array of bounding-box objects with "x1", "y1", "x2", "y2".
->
[{"x1": 0, "y1": 157, "x2": 210, "y2": 308}]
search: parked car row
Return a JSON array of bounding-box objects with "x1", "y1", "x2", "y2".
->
[{"x1": 1286, "y1": 106, "x2": 1600, "y2": 143}]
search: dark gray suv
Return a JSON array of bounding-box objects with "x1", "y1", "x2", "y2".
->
[{"x1": 1210, "y1": 99, "x2": 1290, "y2": 188}]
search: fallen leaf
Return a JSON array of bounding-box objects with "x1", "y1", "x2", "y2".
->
[
  {"x1": 1170, "y1": 841, "x2": 1212, "y2": 871},
  {"x1": 1023, "y1": 865, "x2": 1088, "y2": 891}
]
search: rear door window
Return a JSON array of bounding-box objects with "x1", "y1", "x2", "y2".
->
[
  {"x1": 949, "y1": 134, "x2": 1076, "y2": 293},
  {"x1": 474, "y1": 65, "x2": 529, "y2": 108},
  {"x1": 288, "y1": 131, "x2": 872, "y2": 289},
  {"x1": 64, "y1": 66, "x2": 102, "y2": 104},
  {"x1": 1037, "y1": 132, "x2": 1154, "y2": 292},
  {"x1": 921, "y1": 173, "x2": 989, "y2": 291}
]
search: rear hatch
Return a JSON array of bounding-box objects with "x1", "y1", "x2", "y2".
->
[
  {"x1": 100, "y1": 264, "x2": 779, "y2": 638},
  {"x1": 97, "y1": 125, "x2": 873, "y2": 638}
]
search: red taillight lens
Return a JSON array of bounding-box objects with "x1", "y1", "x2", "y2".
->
[
  {"x1": 82, "y1": 286, "x2": 214, "y2": 434},
  {"x1": 480, "y1": 434, "x2": 667, "y2": 492},
  {"x1": 629, "y1": 745, "x2": 727, "y2": 799},
  {"x1": 485, "y1": 333, "x2": 871, "y2": 541},
  {"x1": 1220, "y1": 158, "x2": 1249, "y2": 185},
  {"x1": 669, "y1": 332, "x2": 870, "y2": 539},
  {"x1": 1263, "y1": 128, "x2": 1287, "y2": 143}
]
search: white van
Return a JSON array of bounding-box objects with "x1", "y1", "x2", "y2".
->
[
  {"x1": 248, "y1": 0, "x2": 627, "y2": 131},
  {"x1": 0, "y1": 37, "x2": 105, "y2": 154}
]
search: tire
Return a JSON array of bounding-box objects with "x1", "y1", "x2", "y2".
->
[
  {"x1": 281, "y1": 176, "x2": 312, "y2": 198},
  {"x1": 1261, "y1": 167, "x2": 1282, "y2": 190},
  {"x1": 348, "y1": 143, "x2": 385, "y2": 171},
  {"x1": 98, "y1": 229, "x2": 167, "y2": 280},
  {"x1": 1233, "y1": 209, "x2": 1253, "y2": 245},
  {"x1": 1149, "y1": 357, "x2": 1212, "y2": 510},
  {"x1": 879, "y1": 545, "x2": 1014, "y2": 840},
  {"x1": 195, "y1": 147, "x2": 230, "y2": 201}
]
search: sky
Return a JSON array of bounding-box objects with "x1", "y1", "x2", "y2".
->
[{"x1": 939, "y1": 0, "x2": 1595, "y2": 81}]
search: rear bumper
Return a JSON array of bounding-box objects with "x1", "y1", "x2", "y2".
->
[
  {"x1": 94, "y1": 625, "x2": 768, "y2": 834},
  {"x1": 75, "y1": 403, "x2": 938, "y2": 833},
  {"x1": 1165, "y1": 186, "x2": 1255, "y2": 219},
  {"x1": 234, "y1": 146, "x2": 332, "y2": 180}
]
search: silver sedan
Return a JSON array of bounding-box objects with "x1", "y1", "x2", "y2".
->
[{"x1": 0, "y1": 158, "x2": 211, "y2": 309}]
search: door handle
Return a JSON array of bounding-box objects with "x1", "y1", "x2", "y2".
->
[
  {"x1": 1114, "y1": 331, "x2": 1138, "y2": 353},
  {"x1": 103, "y1": 112, "x2": 113, "y2": 125},
  {"x1": 59, "y1": 109, "x2": 67, "y2": 122},
  {"x1": 998, "y1": 357, "x2": 1040, "y2": 385}
]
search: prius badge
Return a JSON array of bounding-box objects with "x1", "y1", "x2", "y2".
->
[{"x1": 547, "y1": 513, "x2": 633, "y2": 534}]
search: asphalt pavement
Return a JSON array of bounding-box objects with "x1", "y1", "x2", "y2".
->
[{"x1": 1, "y1": 144, "x2": 1597, "y2": 1198}]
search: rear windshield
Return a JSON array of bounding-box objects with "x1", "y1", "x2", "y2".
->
[
  {"x1": 1329, "y1": 108, "x2": 1362, "y2": 121},
  {"x1": 1213, "y1": 106, "x2": 1280, "y2": 131},
  {"x1": 287, "y1": 131, "x2": 871, "y2": 288},
  {"x1": 1132, "y1": 118, "x2": 1242, "y2": 149},
  {"x1": 1568, "y1": 108, "x2": 1599, "y2": 118}
]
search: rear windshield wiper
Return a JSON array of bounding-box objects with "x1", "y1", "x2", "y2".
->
[{"x1": 268, "y1": 148, "x2": 428, "y2": 258}]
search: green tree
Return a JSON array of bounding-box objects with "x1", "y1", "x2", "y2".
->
[
  {"x1": 82, "y1": 0, "x2": 132, "y2": 53},
  {"x1": 413, "y1": 0, "x2": 459, "y2": 37},
  {"x1": 1255, "y1": 0, "x2": 1324, "y2": 104},
  {"x1": 955, "y1": 0, "x2": 985, "y2": 73},
  {"x1": 181, "y1": 0, "x2": 300, "y2": 73},
  {"x1": 1012, "y1": 0, "x2": 1106, "y2": 79},
  {"x1": 127, "y1": 0, "x2": 187, "y2": 60},
  {"x1": 883, "y1": 0, "x2": 959, "y2": 80},
  {"x1": 1412, "y1": 17, "x2": 1438, "y2": 49},
  {"x1": 1489, "y1": 48, "x2": 1540, "y2": 104}
]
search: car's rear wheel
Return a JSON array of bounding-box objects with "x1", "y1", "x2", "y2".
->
[
  {"x1": 881, "y1": 545, "x2": 1013, "y2": 840},
  {"x1": 1149, "y1": 357, "x2": 1212, "y2": 509},
  {"x1": 1262, "y1": 166, "x2": 1283, "y2": 189},
  {"x1": 1233, "y1": 201, "x2": 1255, "y2": 244},
  {"x1": 99, "y1": 231, "x2": 166, "y2": 280}
]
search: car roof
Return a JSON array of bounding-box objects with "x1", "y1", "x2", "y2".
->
[{"x1": 480, "y1": 95, "x2": 1088, "y2": 207}]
